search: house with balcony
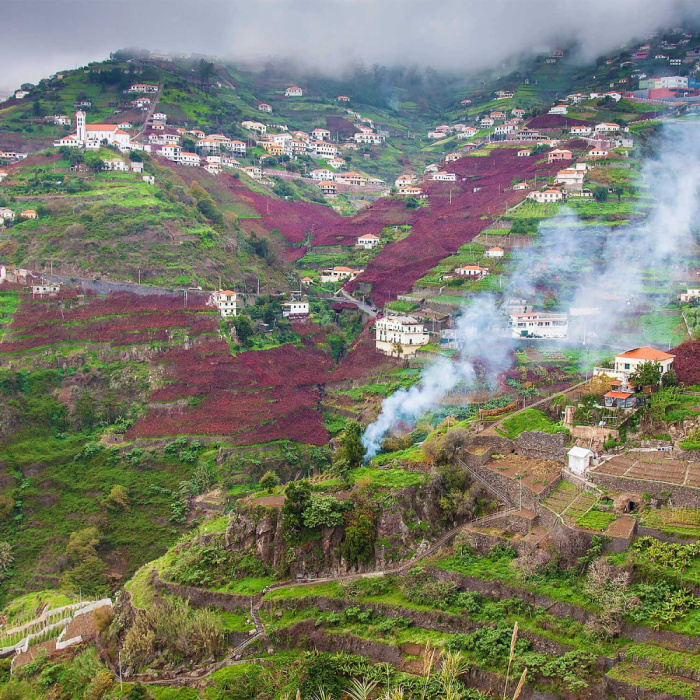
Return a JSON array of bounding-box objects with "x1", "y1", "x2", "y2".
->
[
  {"x1": 510, "y1": 311, "x2": 568, "y2": 339},
  {"x1": 356, "y1": 234, "x2": 380, "y2": 250},
  {"x1": 594, "y1": 347, "x2": 675, "y2": 382},
  {"x1": 211, "y1": 290, "x2": 238, "y2": 317},
  {"x1": 528, "y1": 189, "x2": 563, "y2": 203},
  {"x1": 282, "y1": 298, "x2": 309, "y2": 317},
  {"x1": 375, "y1": 315, "x2": 429, "y2": 357}
]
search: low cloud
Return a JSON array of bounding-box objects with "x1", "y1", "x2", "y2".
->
[{"x1": 1, "y1": 0, "x2": 699, "y2": 92}]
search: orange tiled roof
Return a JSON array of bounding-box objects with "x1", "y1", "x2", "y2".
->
[{"x1": 615, "y1": 347, "x2": 675, "y2": 361}]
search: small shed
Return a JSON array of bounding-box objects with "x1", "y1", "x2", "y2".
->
[{"x1": 568, "y1": 446, "x2": 595, "y2": 475}]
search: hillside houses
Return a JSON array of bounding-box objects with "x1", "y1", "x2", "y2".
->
[
  {"x1": 128, "y1": 84, "x2": 158, "y2": 93},
  {"x1": 356, "y1": 234, "x2": 380, "y2": 249},
  {"x1": 455, "y1": 265, "x2": 488, "y2": 278},
  {"x1": 285, "y1": 86, "x2": 303, "y2": 97},
  {"x1": 547, "y1": 149, "x2": 572, "y2": 163},
  {"x1": 431, "y1": 171, "x2": 457, "y2": 182}
]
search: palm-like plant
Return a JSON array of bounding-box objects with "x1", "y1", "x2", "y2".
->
[
  {"x1": 345, "y1": 678, "x2": 378, "y2": 700},
  {"x1": 310, "y1": 687, "x2": 334, "y2": 700}
]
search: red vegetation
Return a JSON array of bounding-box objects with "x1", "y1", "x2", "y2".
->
[
  {"x1": 127, "y1": 322, "x2": 398, "y2": 444},
  {"x1": 1, "y1": 293, "x2": 215, "y2": 353},
  {"x1": 670, "y1": 341, "x2": 700, "y2": 385},
  {"x1": 345, "y1": 148, "x2": 560, "y2": 306},
  {"x1": 325, "y1": 116, "x2": 358, "y2": 139}
]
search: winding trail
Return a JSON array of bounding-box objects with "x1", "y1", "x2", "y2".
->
[{"x1": 133, "y1": 504, "x2": 515, "y2": 686}]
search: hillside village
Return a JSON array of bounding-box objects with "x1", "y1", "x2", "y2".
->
[{"x1": 0, "y1": 24, "x2": 698, "y2": 700}]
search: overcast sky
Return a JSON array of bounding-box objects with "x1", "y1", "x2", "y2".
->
[{"x1": 1, "y1": 0, "x2": 697, "y2": 94}]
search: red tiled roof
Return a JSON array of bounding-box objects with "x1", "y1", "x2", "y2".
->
[{"x1": 605, "y1": 391, "x2": 634, "y2": 399}]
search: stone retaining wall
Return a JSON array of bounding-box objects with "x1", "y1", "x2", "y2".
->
[
  {"x1": 514, "y1": 432, "x2": 567, "y2": 462},
  {"x1": 154, "y1": 573, "x2": 254, "y2": 611},
  {"x1": 588, "y1": 472, "x2": 700, "y2": 508}
]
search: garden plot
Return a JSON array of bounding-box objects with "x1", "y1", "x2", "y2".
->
[
  {"x1": 561, "y1": 491, "x2": 598, "y2": 526},
  {"x1": 594, "y1": 454, "x2": 693, "y2": 486},
  {"x1": 485, "y1": 454, "x2": 561, "y2": 494},
  {"x1": 541, "y1": 480, "x2": 579, "y2": 514}
]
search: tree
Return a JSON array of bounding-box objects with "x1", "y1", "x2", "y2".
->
[
  {"x1": 197, "y1": 60, "x2": 216, "y2": 91},
  {"x1": 182, "y1": 137, "x2": 196, "y2": 153},
  {"x1": 84, "y1": 153, "x2": 104, "y2": 173},
  {"x1": 302, "y1": 494, "x2": 346, "y2": 528},
  {"x1": 259, "y1": 470, "x2": 280, "y2": 493},
  {"x1": 281, "y1": 480, "x2": 312, "y2": 543},
  {"x1": 231, "y1": 313, "x2": 254, "y2": 346},
  {"x1": 405, "y1": 196, "x2": 420, "y2": 210},
  {"x1": 105, "y1": 484, "x2": 130, "y2": 512},
  {"x1": 662, "y1": 368, "x2": 677, "y2": 388},
  {"x1": 340, "y1": 421, "x2": 365, "y2": 469},
  {"x1": 593, "y1": 186, "x2": 608, "y2": 203},
  {"x1": 630, "y1": 360, "x2": 662, "y2": 388},
  {"x1": 613, "y1": 186, "x2": 624, "y2": 202}
]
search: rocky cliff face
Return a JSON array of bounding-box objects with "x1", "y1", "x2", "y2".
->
[{"x1": 224, "y1": 484, "x2": 446, "y2": 578}]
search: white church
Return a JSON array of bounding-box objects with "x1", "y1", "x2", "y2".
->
[{"x1": 54, "y1": 111, "x2": 132, "y2": 151}]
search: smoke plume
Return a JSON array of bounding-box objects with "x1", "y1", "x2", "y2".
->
[{"x1": 363, "y1": 121, "x2": 700, "y2": 459}]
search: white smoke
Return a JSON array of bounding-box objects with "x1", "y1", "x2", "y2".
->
[
  {"x1": 362, "y1": 297, "x2": 513, "y2": 459},
  {"x1": 362, "y1": 122, "x2": 700, "y2": 460}
]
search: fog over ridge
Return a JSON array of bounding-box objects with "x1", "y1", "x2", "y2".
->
[{"x1": 1, "y1": 0, "x2": 699, "y2": 92}]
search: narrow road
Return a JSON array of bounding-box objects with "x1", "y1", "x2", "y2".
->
[{"x1": 330, "y1": 288, "x2": 378, "y2": 317}]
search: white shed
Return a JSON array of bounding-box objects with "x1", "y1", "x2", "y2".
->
[{"x1": 568, "y1": 446, "x2": 595, "y2": 475}]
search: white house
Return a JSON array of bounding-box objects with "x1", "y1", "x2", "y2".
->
[
  {"x1": 285, "y1": 86, "x2": 303, "y2": 97},
  {"x1": 588, "y1": 147, "x2": 609, "y2": 159},
  {"x1": 311, "y1": 169, "x2": 335, "y2": 181},
  {"x1": 179, "y1": 152, "x2": 201, "y2": 167},
  {"x1": 130, "y1": 161, "x2": 144, "y2": 173},
  {"x1": 129, "y1": 84, "x2": 158, "y2": 93},
  {"x1": 258, "y1": 103, "x2": 272, "y2": 113},
  {"x1": 479, "y1": 117, "x2": 494, "y2": 128},
  {"x1": 398, "y1": 185, "x2": 424, "y2": 197},
  {"x1": 211, "y1": 290, "x2": 238, "y2": 317},
  {"x1": 243, "y1": 165, "x2": 262, "y2": 179},
  {"x1": 53, "y1": 115, "x2": 71, "y2": 126},
  {"x1": 455, "y1": 265, "x2": 488, "y2": 278},
  {"x1": 547, "y1": 149, "x2": 573, "y2": 163},
  {"x1": 445, "y1": 152, "x2": 462, "y2": 163},
  {"x1": 528, "y1": 189, "x2": 563, "y2": 203},
  {"x1": 282, "y1": 299, "x2": 309, "y2": 317},
  {"x1": 395, "y1": 174, "x2": 417, "y2": 187},
  {"x1": 317, "y1": 180, "x2": 337, "y2": 195},
  {"x1": 356, "y1": 234, "x2": 380, "y2": 250},
  {"x1": 14, "y1": 90, "x2": 29, "y2": 99},
  {"x1": 484, "y1": 247, "x2": 504, "y2": 258},
  {"x1": 595, "y1": 122, "x2": 620, "y2": 133},
  {"x1": 567, "y1": 447, "x2": 596, "y2": 475},
  {"x1": 548, "y1": 104, "x2": 568, "y2": 115},
  {"x1": 594, "y1": 347, "x2": 675, "y2": 381},
  {"x1": 32, "y1": 282, "x2": 61, "y2": 296},
  {"x1": 680, "y1": 288, "x2": 700, "y2": 303},
  {"x1": 570, "y1": 125, "x2": 592, "y2": 137},
  {"x1": 0, "y1": 171, "x2": 7, "y2": 183},
  {"x1": 159, "y1": 145, "x2": 182, "y2": 162},
  {"x1": 517, "y1": 149, "x2": 531, "y2": 157},
  {"x1": 554, "y1": 169, "x2": 585, "y2": 189},
  {"x1": 310, "y1": 141, "x2": 338, "y2": 159},
  {"x1": 354, "y1": 132, "x2": 383, "y2": 145},
  {"x1": 375, "y1": 315, "x2": 429, "y2": 358},
  {"x1": 142, "y1": 175, "x2": 156, "y2": 185},
  {"x1": 431, "y1": 171, "x2": 457, "y2": 182},
  {"x1": 510, "y1": 311, "x2": 568, "y2": 339},
  {"x1": 152, "y1": 112, "x2": 167, "y2": 123},
  {"x1": 311, "y1": 128, "x2": 331, "y2": 141},
  {"x1": 0, "y1": 207, "x2": 15, "y2": 222},
  {"x1": 241, "y1": 121, "x2": 267, "y2": 135},
  {"x1": 105, "y1": 158, "x2": 128, "y2": 171},
  {"x1": 320, "y1": 266, "x2": 364, "y2": 283}
]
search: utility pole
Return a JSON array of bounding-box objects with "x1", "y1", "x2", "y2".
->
[
  {"x1": 138, "y1": 269, "x2": 141, "y2": 285},
  {"x1": 119, "y1": 651, "x2": 123, "y2": 692},
  {"x1": 257, "y1": 276, "x2": 260, "y2": 295}
]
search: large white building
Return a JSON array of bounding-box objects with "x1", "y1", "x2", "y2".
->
[
  {"x1": 54, "y1": 111, "x2": 132, "y2": 151},
  {"x1": 510, "y1": 311, "x2": 568, "y2": 339},
  {"x1": 375, "y1": 315, "x2": 430, "y2": 357}
]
